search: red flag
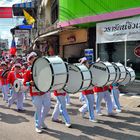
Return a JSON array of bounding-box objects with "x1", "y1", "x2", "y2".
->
[{"x1": 10, "y1": 38, "x2": 16, "y2": 56}]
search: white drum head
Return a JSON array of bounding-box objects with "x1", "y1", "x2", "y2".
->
[
  {"x1": 32, "y1": 57, "x2": 53, "y2": 92},
  {"x1": 14, "y1": 79, "x2": 21, "y2": 93},
  {"x1": 32, "y1": 56, "x2": 68, "y2": 92},
  {"x1": 89, "y1": 61, "x2": 116, "y2": 87}
]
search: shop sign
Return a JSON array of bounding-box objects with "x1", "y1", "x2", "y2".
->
[
  {"x1": 97, "y1": 16, "x2": 140, "y2": 43},
  {"x1": 15, "y1": 30, "x2": 29, "y2": 37},
  {"x1": 134, "y1": 46, "x2": 140, "y2": 57}
]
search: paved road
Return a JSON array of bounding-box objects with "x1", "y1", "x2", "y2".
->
[{"x1": 0, "y1": 93, "x2": 140, "y2": 140}]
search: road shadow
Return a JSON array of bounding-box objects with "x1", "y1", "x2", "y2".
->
[
  {"x1": 111, "y1": 113, "x2": 140, "y2": 124},
  {"x1": 98, "y1": 119, "x2": 140, "y2": 132},
  {"x1": 72, "y1": 123, "x2": 140, "y2": 140},
  {"x1": 42, "y1": 127, "x2": 93, "y2": 140},
  {"x1": 0, "y1": 112, "x2": 29, "y2": 124}
]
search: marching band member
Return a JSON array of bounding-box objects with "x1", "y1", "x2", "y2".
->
[
  {"x1": 23, "y1": 52, "x2": 51, "y2": 133},
  {"x1": 79, "y1": 57, "x2": 97, "y2": 122},
  {"x1": 0, "y1": 61, "x2": 9, "y2": 102},
  {"x1": 93, "y1": 86, "x2": 115, "y2": 116},
  {"x1": 7, "y1": 63, "x2": 24, "y2": 111},
  {"x1": 110, "y1": 83, "x2": 122, "y2": 113},
  {"x1": 21, "y1": 62, "x2": 28, "y2": 100},
  {"x1": 65, "y1": 92, "x2": 71, "y2": 105},
  {"x1": 79, "y1": 87, "x2": 97, "y2": 122},
  {"x1": 52, "y1": 90, "x2": 71, "y2": 128}
]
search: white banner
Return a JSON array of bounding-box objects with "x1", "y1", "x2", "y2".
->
[
  {"x1": 15, "y1": 30, "x2": 29, "y2": 38},
  {"x1": 96, "y1": 16, "x2": 140, "y2": 44}
]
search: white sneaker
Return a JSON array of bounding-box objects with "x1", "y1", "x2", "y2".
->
[
  {"x1": 116, "y1": 109, "x2": 122, "y2": 113},
  {"x1": 35, "y1": 127, "x2": 42, "y2": 133},
  {"x1": 66, "y1": 103, "x2": 70, "y2": 106},
  {"x1": 97, "y1": 113, "x2": 103, "y2": 116},
  {"x1": 65, "y1": 123, "x2": 71, "y2": 128},
  {"x1": 89, "y1": 119, "x2": 98, "y2": 123},
  {"x1": 41, "y1": 123, "x2": 47, "y2": 129},
  {"x1": 79, "y1": 109, "x2": 85, "y2": 118}
]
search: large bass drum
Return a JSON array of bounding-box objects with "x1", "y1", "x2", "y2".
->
[
  {"x1": 119, "y1": 67, "x2": 135, "y2": 85},
  {"x1": 32, "y1": 56, "x2": 68, "y2": 92},
  {"x1": 112, "y1": 62, "x2": 126, "y2": 83},
  {"x1": 13, "y1": 79, "x2": 28, "y2": 93},
  {"x1": 89, "y1": 61, "x2": 116, "y2": 87},
  {"x1": 63, "y1": 63, "x2": 92, "y2": 94}
]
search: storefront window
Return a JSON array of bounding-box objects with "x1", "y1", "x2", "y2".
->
[
  {"x1": 127, "y1": 41, "x2": 140, "y2": 79},
  {"x1": 98, "y1": 42, "x2": 125, "y2": 64},
  {"x1": 98, "y1": 41, "x2": 140, "y2": 80}
]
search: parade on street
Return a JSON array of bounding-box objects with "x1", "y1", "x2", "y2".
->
[{"x1": 0, "y1": 0, "x2": 140, "y2": 140}]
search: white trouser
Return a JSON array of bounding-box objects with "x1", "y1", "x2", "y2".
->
[
  {"x1": 65, "y1": 93, "x2": 70, "y2": 104},
  {"x1": 96, "y1": 91, "x2": 113, "y2": 114},
  {"x1": 79, "y1": 94, "x2": 95, "y2": 120},
  {"x1": 79, "y1": 92, "x2": 85, "y2": 102},
  {"x1": 2, "y1": 84, "x2": 9, "y2": 101},
  {"x1": 111, "y1": 88, "x2": 121, "y2": 110},
  {"x1": 8, "y1": 88, "x2": 24, "y2": 110},
  {"x1": 32, "y1": 92, "x2": 51, "y2": 129},
  {"x1": 52, "y1": 95, "x2": 71, "y2": 124}
]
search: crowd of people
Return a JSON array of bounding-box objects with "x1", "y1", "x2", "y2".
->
[{"x1": 0, "y1": 52, "x2": 122, "y2": 134}]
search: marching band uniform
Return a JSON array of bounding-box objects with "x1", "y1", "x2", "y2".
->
[
  {"x1": 0, "y1": 62, "x2": 9, "y2": 102},
  {"x1": 65, "y1": 92, "x2": 71, "y2": 105},
  {"x1": 52, "y1": 90, "x2": 71, "y2": 127},
  {"x1": 7, "y1": 63, "x2": 24, "y2": 111},
  {"x1": 110, "y1": 83, "x2": 122, "y2": 113},
  {"x1": 93, "y1": 86, "x2": 114, "y2": 116},
  {"x1": 79, "y1": 89, "x2": 97, "y2": 122},
  {"x1": 23, "y1": 52, "x2": 51, "y2": 133}
]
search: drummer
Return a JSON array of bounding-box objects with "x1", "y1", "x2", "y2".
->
[
  {"x1": 93, "y1": 85, "x2": 115, "y2": 116},
  {"x1": 0, "y1": 61, "x2": 9, "y2": 102},
  {"x1": 110, "y1": 83, "x2": 122, "y2": 113},
  {"x1": 51, "y1": 90, "x2": 71, "y2": 128},
  {"x1": 7, "y1": 63, "x2": 24, "y2": 111},
  {"x1": 23, "y1": 52, "x2": 51, "y2": 133},
  {"x1": 79, "y1": 57, "x2": 97, "y2": 122}
]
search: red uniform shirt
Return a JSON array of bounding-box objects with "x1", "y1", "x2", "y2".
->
[
  {"x1": 82, "y1": 89, "x2": 94, "y2": 95},
  {"x1": 0, "y1": 69, "x2": 9, "y2": 85},
  {"x1": 23, "y1": 66, "x2": 45, "y2": 96},
  {"x1": 7, "y1": 71, "x2": 22, "y2": 86},
  {"x1": 93, "y1": 86, "x2": 109, "y2": 92},
  {"x1": 53, "y1": 90, "x2": 66, "y2": 96}
]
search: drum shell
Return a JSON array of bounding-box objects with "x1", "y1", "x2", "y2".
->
[
  {"x1": 112, "y1": 63, "x2": 126, "y2": 83},
  {"x1": 89, "y1": 61, "x2": 116, "y2": 87},
  {"x1": 63, "y1": 63, "x2": 92, "y2": 94},
  {"x1": 32, "y1": 56, "x2": 68, "y2": 92},
  {"x1": 119, "y1": 67, "x2": 135, "y2": 85}
]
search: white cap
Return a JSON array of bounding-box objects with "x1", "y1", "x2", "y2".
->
[
  {"x1": 79, "y1": 57, "x2": 87, "y2": 64},
  {"x1": 27, "y1": 52, "x2": 37, "y2": 62},
  {"x1": 14, "y1": 63, "x2": 21, "y2": 68}
]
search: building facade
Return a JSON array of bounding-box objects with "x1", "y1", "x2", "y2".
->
[{"x1": 36, "y1": 0, "x2": 140, "y2": 77}]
